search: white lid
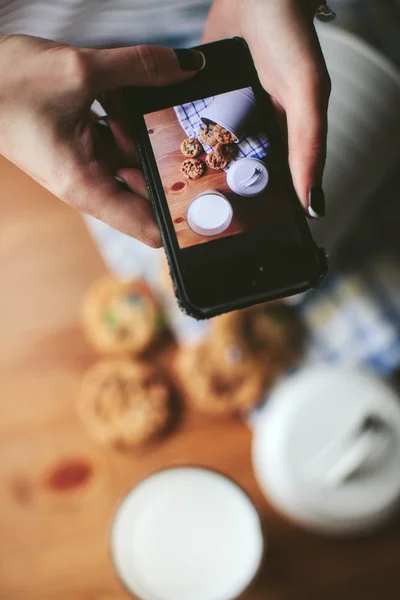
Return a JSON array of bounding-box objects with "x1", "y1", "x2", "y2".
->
[
  {"x1": 187, "y1": 192, "x2": 233, "y2": 236},
  {"x1": 227, "y1": 159, "x2": 269, "y2": 197},
  {"x1": 252, "y1": 367, "x2": 400, "y2": 535},
  {"x1": 111, "y1": 467, "x2": 264, "y2": 600}
]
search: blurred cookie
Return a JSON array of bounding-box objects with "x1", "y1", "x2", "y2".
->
[
  {"x1": 79, "y1": 360, "x2": 170, "y2": 447},
  {"x1": 180, "y1": 137, "x2": 203, "y2": 158},
  {"x1": 177, "y1": 337, "x2": 266, "y2": 416},
  {"x1": 199, "y1": 122, "x2": 218, "y2": 146},
  {"x1": 205, "y1": 143, "x2": 237, "y2": 170},
  {"x1": 82, "y1": 277, "x2": 165, "y2": 355},
  {"x1": 214, "y1": 303, "x2": 306, "y2": 370},
  {"x1": 214, "y1": 124, "x2": 237, "y2": 144},
  {"x1": 181, "y1": 158, "x2": 205, "y2": 180}
]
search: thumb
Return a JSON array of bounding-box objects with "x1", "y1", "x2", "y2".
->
[
  {"x1": 284, "y1": 70, "x2": 330, "y2": 219},
  {"x1": 86, "y1": 45, "x2": 205, "y2": 93}
]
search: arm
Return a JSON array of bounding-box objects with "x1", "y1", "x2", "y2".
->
[{"x1": 203, "y1": 0, "x2": 331, "y2": 219}]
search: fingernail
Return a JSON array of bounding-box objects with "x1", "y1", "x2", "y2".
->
[
  {"x1": 308, "y1": 186, "x2": 326, "y2": 219},
  {"x1": 114, "y1": 175, "x2": 131, "y2": 192},
  {"x1": 174, "y1": 49, "x2": 206, "y2": 71}
]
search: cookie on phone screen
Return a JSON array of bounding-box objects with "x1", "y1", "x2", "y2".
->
[
  {"x1": 176, "y1": 338, "x2": 266, "y2": 416},
  {"x1": 180, "y1": 158, "x2": 206, "y2": 180},
  {"x1": 199, "y1": 122, "x2": 218, "y2": 146},
  {"x1": 205, "y1": 143, "x2": 237, "y2": 170},
  {"x1": 180, "y1": 137, "x2": 203, "y2": 158},
  {"x1": 214, "y1": 124, "x2": 237, "y2": 144}
]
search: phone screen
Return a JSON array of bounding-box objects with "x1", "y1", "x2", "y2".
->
[{"x1": 144, "y1": 86, "x2": 301, "y2": 251}]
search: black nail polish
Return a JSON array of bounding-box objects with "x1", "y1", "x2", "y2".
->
[
  {"x1": 308, "y1": 186, "x2": 326, "y2": 219},
  {"x1": 174, "y1": 49, "x2": 206, "y2": 71},
  {"x1": 114, "y1": 176, "x2": 131, "y2": 192}
]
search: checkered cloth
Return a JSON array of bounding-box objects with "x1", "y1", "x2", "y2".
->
[{"x1": 174, "y1": 94, "x2": 270, "y2": 167}]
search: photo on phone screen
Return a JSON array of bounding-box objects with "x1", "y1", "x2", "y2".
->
[{"x1": 143, "y1": 86, "x2": 301, "y2": 251}]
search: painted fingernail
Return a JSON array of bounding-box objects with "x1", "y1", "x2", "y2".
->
[
  {"x1": 114, "y1": 175, "x2": 131, "y2": 192},
  {"x1": 174, "y1": 49, "x2": 206, "y2": 71},
  {"x1": 308, "y1": 186, "x2": 326, "y2": 219}
]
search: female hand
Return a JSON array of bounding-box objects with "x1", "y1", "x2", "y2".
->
[
  {"x1": 0, "y1": 35, "x2": 205, "y2": 246},
  {"x1": 204, "y1": 0, "x2": 331, "y2": 218}
]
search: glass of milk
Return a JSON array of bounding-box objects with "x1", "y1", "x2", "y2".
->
[{"x1": 111, "y1": 467, "x2": 265, "y2": 600}]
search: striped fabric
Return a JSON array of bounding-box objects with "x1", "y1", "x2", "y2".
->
[
  {"x1": 0, "y1": 0, "x2": 212, "y2": 48},
  {"x1": 174, "y1": 93, "x2": 270, "y2": 166}
]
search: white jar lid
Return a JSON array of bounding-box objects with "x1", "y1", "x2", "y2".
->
[
  {"x1": 227, "y1": 158, "x2": 269, "y2": 197},
  {"x1": 187, "y1": 192, "x2": 233, "y2": 236},
  {"x1": 252, "y1": 367, "x2": 400, "y2": 535}
]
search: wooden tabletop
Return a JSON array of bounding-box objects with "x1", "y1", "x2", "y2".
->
[{"x1": 1, "y1": 155, "x2": 400, "y2": 600}]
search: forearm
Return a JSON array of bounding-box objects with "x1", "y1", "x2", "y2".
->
[
  {"x1": 204, "y1": 0, "x2": 320, "y2": 42},
  {"x1": 203, "y1": 0, "x2": 241, "y2": 43}
]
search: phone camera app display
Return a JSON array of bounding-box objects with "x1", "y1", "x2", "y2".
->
[{"x1": 145, "y1": 87, "x2": 298, "y2": 250}]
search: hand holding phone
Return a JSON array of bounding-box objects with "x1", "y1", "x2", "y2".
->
[{"x1": 123, "y1": 38, "x2": 327, "y2": 319}]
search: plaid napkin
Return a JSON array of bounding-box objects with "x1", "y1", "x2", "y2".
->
[{"x1": 173, "y1": 94, "x2": 270, "y2": 166}]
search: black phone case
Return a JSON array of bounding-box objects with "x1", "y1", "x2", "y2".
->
[{"x1": 126, "y1": 38, "x2": 327, "y2": 320}]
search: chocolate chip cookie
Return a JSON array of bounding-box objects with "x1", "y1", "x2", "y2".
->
[
  {"x1": 198, "y1": 122, "x2": 218, "y2": 146},
  {"x1": 214, "y1": 124, "x2": 237, "y2": 144},
  {"x1": 181, "y1": 158, "x2": 206, "y2": 180},
  {"x1": 79, "y1": 360, "x2": 170, "y2": 447},
  {"x1": 214, "y1": 303, "x2": 306, "y2": 370},
  {"x1": 205, "y1": 142, "x2": 237, "y2": 170}
]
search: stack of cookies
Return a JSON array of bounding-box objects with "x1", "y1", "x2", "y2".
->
[
  {"x1": 79, "y1": 276, "x2": 307, "y2": 444},
  {"x1": 79, "y1": 276, "x2": 172, "y2": 448},
  {"x1": 180, "y1": 123, "x2": 238, "y2": 180}
]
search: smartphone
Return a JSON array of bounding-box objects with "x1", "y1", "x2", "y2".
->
[{"x1": 123, "y1": 38, "x2": 327, "y2": 319}]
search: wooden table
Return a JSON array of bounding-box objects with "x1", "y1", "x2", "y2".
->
[{"x1": 1, "y1": 155, "x2": 400, "y2": 600}]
